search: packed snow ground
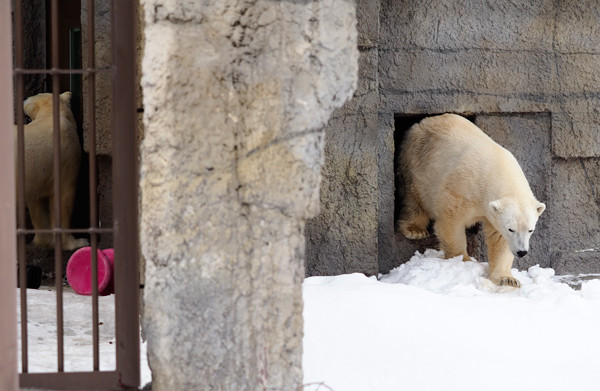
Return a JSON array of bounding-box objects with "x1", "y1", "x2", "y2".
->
[
  {"x1": 303, "y1": 249, "x2": 600, "y2": 391},
  {"x1": 19, "y1": 249, "x2": 600, "y2": 390},
  {"x1": 17, "y1": 289, "x2": 152, "y2": 386}
]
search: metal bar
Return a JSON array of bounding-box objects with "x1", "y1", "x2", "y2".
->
[
  {"x1": 0, "y1": 0, "x2": 18, "y2": 388},
  {"x1": 90, "y1": 236, "x2": 100, "y2": 371},
  {"x1": 20, "y1": 371, "x2": 122, "y2": 390},
  {"x1": 14, "y1": 0, "x2": 29, "y2": 375},
  {"x1": 50, "y1": 0, "x2": 65, "y2": 373},
  {"x1": 17, "y1": 227, "x2": 114, "y2": 235},
  {"x1": 86, "y1": 0, "x2": 100, "y2": 371},
  {"x1": 112, "y1": 0, "x2": 140, "y2": 387},
  {"x1": 14, "y1": 67, "x2": 110, "y2": 75}
]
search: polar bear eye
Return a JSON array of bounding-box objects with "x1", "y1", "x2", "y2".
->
[
  {"x1": 508, "y1": 228, "x2": 515, "y2": 233},
  {"x1": 528, "y1": 229, "x2": 533, "y2": 233}
]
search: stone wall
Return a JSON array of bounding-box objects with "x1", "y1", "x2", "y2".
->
[
  {"x1": 307, "y1": 0, "x2": 600, "y2": 276},
  {"x1": 14, "y1": 0, "x2": 46, "y2": 97},
  {"x1": 81, "y1": 0, "x2": 146, "y2": 278},
  {"x1": 139, "y1": 1, "x2": 357, "y2": 390},
  {"x1": 81, "y1": 0, "x2": 112, "y2": 156},
  {"x1": 11, "y1": 1, "x2": 46, "y2": 117}
]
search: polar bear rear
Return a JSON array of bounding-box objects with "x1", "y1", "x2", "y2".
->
[
  {"x1": 16, "y1": 92, "x2": 89, "y2": 250},
  {"x1": 397, "y1": 113, "x2": 545, "y2": 287}
]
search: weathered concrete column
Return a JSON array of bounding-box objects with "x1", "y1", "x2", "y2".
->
[{"x1": 139, "y1": 1, "x2": 357, "y2": 389}]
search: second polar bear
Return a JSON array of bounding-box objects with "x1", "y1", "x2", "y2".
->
[
  {"x1": 16, "y1": 92, "x2": 88, "y2": 251},
  {"x1": 397, "y1": 113, "x2": 545, "y2": 287}
]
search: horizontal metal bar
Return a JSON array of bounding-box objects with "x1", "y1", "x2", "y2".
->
[
  {"x1": 16, "y1": 228, "x2": 113, "y2": 235},
  {"x1": 13, "y1": 67, "x2": 110, "y2": 75},
  {"x1": 20, "y1": 371, "x2": 122, "y2": 390}
]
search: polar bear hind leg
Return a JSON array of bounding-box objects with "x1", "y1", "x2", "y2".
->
[
  {"x1": 61, "y1": 184, "x2": 88, "y2": 250},
  {"x1": 29, "y1": 197, "x2": 53, "y2": 248},
  {"x1": 48, "y1": 184, "x2": 89, "y2": 251},
  {"x1": 398, "y1": 187, "x2": 430, "y2": 239}
]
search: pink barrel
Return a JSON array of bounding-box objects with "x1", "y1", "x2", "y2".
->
[{"x1": 66, "y1": 247, "x2": 115, "y2": 296}]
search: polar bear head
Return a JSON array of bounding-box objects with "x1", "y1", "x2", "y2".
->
[
  {"x1": 23, "y1": 92, "x2": 72, "y2": 121},
  {"x1": 488, "y1": 198, "x2": 546, "y2": 258}
]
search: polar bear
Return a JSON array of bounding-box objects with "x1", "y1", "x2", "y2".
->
[
  {"x1": 16, "y1": 92, "x2": 88, "y2": 250},
  {"x1": 397, "y1": 113, "x2": 545, "y2": 287}
]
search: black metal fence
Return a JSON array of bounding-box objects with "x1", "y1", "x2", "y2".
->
[{"x1": 7, "y1": 1, "x2": 140, "y2": 389}]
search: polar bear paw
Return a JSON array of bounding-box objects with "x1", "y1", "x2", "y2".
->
[
  {"x1": 63, "y1": 237, "x2": 90, "y2": 251},
  {"x1": 498, "y1": 276, "x2": 521, "y2": 288},
  {"x1": 400, "y1": 224, "x2": 430, "y2": 240}
]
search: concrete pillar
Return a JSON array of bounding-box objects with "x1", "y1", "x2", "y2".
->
[{"x1": 139, "y1": 1, "x2": 357, "y2": 389}]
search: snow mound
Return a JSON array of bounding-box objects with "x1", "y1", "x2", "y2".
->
[
  {"x1": 379, "y1": 249, "x2": 487, "y2": 295},
  {"x1": 379, "y1": 249, "x2": 600, "y2": 300}
]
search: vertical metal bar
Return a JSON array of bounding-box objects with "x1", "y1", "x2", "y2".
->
[
  {"x1": 86, "y1": 0, "x2": 100, "y2": 372},
  {"x1": 0, "y1": 1, "x2": 18, "y2": 389},
  {"x1": 50, "y1": 0, "x2": 65, "y2": 372},
  {"x1": 112, "y1": 0, "x2": 140, "y2": 387},
  {"x1": 14, "y1": 0, "x2": 29, "y2": 375}
]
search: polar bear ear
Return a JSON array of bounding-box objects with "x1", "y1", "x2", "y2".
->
[
  {"x1": 536, "y1": 202, "x2": 546, "y2": 216},
  {"x1": 23, "y1": 98, "x2": 40, "y2": 120},
  {"x1": 60, "y1": 91, "x2": 72, "y2": 106},
  {"x1": 488, "y1": 200, "x2": 503, "y2": 213}
]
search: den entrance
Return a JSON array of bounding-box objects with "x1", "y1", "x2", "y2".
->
[{"x1": 393, "y1": 113, "x2": 484, "y2": 260}]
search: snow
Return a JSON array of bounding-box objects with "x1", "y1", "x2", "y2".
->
[
  {"x1": 18, "y1": 249, "x2": 600, "y2": 391},
  {"x1": 303, "y1": 249, "x2": 600, "y2": 391},
  {"x1": 17, "y1": 288, "x2": 152, "y2": 386}
]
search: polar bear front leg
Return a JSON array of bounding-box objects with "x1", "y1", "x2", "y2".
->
[
  {"x1": 484, "y1": 223, "x2": 520, "y2": 287},
  {"x1": 434, "y1": 217, "x2": 470, "y2": 262}
]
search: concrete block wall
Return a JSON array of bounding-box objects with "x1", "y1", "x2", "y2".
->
[{"x1": 306, "y1": 0, "x2": 600, "y2": 276}]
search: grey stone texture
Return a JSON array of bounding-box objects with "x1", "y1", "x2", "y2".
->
[
  {"x1": 81, "y1": 0, "x2": 112, "y2": 156},
  {"x1": 17, "y1": 0, "x2": 46, "y2": 98},
  {"x1": 139, "y1": 1, "x2": 357, "y2": 390},
  {"x1": 81, "y1": 1, "x2": 146, "y2": 280},
  {"x1": 306, "y1": 0, "x2": 600, "y2": 277}
]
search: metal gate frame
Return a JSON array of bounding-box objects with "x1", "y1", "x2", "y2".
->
[
  {"x1": 1, "y1": 1, "x2": 140, "y2": 389},
  {"x1": 0, "y1": 0, "x2": 18, "y2": 389}
]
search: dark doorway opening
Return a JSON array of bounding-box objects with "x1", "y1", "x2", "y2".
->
[
  {"x1": 393, "y1": 113, "x2": 481, "y2": 255},
  {"x1": 393, "y1": 114, "x2": 428, "y2": 228}
]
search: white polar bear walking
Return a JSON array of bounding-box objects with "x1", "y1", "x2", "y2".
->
[{"x1": 397, "y1": 113, "x2": 546, "y2": 287}]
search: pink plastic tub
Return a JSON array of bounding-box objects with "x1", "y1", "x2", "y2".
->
[{"x1": 66, "y1": 247, "x2": 115, "y2": 296}]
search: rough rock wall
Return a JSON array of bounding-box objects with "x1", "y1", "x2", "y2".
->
[
  {"x1": 81, "y1": 1, "x2": 145, "y2": 270},
  {"x1": 11, "y1": 0, "x2": 46, "y2": 115},
  {"x1": 139, "y1": 1, "x2": 357, "y2": 390},
  {"x1": 306, "y1": 0, "x2": 381, "y2": 276},
  {"x1": 307, "y1": 0, "x2": 600, "y2": 276},
  {"x1": 81, "y1": 0, "x2": 112, "y2": 155}
]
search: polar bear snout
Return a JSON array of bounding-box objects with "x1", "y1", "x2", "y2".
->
[{"x1": 507, "y1": 232, "x2": 532, "y2": 259}]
